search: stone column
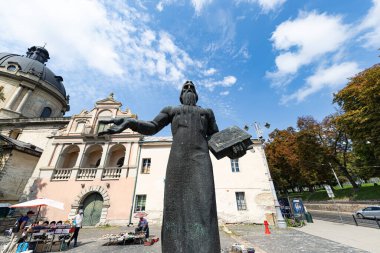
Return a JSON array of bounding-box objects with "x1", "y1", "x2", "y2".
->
[
  {"x1": 96, "y1": 143, "x2": 110, "y2": 179},
  {"x1": 98, "y1": 143, "x2": 110, "y2": 168},
  {"x1": 4, "y1": 86, "x2": 23, "y2": 110},
  {"x1": 16, "y1": 89, "x2": 33, "y2": 113},
  {"x1": 121, "y1": 143, "x2": 132, "y2": 178},
  {"x1": 74, "y1": 144, "x2": 86, "y2": 168},
  {"x1": 123, "y1": 143, "x2": 132, "y2": 167}
]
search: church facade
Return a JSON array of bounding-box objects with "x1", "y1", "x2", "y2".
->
[
  {"x1": 0, "y1": 46, "x2": 70, "y2": 202},
  {"x1": 1, "y1": 46, "x2": 277, "y2": 225}
]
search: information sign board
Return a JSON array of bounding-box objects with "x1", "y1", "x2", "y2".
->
[{"x1": 324, "y1": 185, "x2": 335, "y2": 198}]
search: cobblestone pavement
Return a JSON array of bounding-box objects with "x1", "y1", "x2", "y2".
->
[
  {"x1": 226, "y1": 224, "x2": 369, "y2": 253},
  {"x1": 0, "y1": 224, "x2": 369, "y2": 253}
]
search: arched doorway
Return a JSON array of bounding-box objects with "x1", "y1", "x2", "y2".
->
[{"x1": 82, "y1": 192, "x2": 103, "y2": 226}]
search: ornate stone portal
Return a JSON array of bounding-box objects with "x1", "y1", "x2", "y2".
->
[{"x1": 69, "y1": 185, "x2": 110, "y2": 226}]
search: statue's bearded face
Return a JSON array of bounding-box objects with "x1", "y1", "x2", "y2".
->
[{"x1": 181, "y1": 83, "x2": 197, "y2": 106}]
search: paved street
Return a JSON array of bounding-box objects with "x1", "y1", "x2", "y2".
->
[
  {"x1": 294, "y1": 219, "x2": 380, "y2": 253},
  {"x1": 2, "y1": 220, "x2": 375, "y2": 253},
  {"x1": 310, "y1": 210, "x2": 380, "y2": 229}
]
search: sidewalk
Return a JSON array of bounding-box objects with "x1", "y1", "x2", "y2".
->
[
  {"x1": 293, "y1": 219, "x2": 380, "y2": 253},
  {"x1": 225, "y1": 223, "x2": 368, "y2": 253}
]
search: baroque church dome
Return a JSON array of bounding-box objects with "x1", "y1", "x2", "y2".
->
[
  {"x1": 0, "y1": 46, "x2": 69, "y2": 118},
  {"x1": 0, "y1": 46, "x2": 66, "y2": 96}
]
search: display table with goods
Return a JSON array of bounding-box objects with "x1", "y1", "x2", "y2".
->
[
  {"x1": 22, "y1": 224, "x2": 72, "y2": 252},
  {"x1": 102, "y1": 231, "x2": 159, "y2": 246}
]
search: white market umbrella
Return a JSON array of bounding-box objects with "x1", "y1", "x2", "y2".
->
[{"x1": 10, "y1": 198, "x2": 64, "y2": 221}]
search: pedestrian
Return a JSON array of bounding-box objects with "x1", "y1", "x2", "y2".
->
[
  {"x1": 1, "y1": 210, "x2": 34, "y2": 253},
  {"x1": 67, "y1": 209, "x2": 83, "y2": 248},
  {"x1": 135, "y1": 217, "x2": 149, "y2": 238}
]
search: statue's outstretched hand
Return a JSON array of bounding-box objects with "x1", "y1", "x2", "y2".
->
[
  {"x1": 228, "y1": 142, "x2": 247, "y2": 159},
  {"x1": 98, "y1": 118, "x2": 132, "y2": 136}
]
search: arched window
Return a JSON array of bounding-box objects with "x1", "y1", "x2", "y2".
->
[
  {"x1": 40, "y1": 107, "x2": 52, "y2": 118},
  {"x1": 117, "y1": 157, "x2": 125, "y2": 167},
  {"x1": 95, "y1": 158, "x2": 101, "y2": 168}
]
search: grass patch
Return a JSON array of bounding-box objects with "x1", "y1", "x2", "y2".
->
[
  {"x1": 97, "y1": 224, "x2": 114, "y2": 229},
  {"x1": 281, "y1": 184, "x2": 380, "y2": 201}
]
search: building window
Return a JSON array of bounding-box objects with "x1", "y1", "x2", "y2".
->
[
  {"x1": 95, "y1": 158, "x2": 101, "y2": 168},
  {"x1": 7, "y1": 65, "x2": 17, "y2": 72},
  {"x1": 231, "y1": 159, "x2": 240, "y2": 172},
  {"x1": 141, "y1": 158, "x2": 151, "y2": 174},
  {"x1": 97, "y1": 121, "x2": 112, "y2": 133},
  {"x1": 40, "y1": 107, "x2": 52, "y2": 118},
  {"x1": 116, "y1": 157, "x2": 124, "y2": 167},
  {"x1": 235, "y1": 192, "x2": 247, "y2": 211},
  {"x1": 135, "y1": 195, "x2": 147, "y2": 212}
]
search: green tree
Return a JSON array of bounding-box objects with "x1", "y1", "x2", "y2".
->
[
  {"x1": 265, "y1": 128, "x2": 301, "y2": 192},
  {"x1": 296, "y1": 117, "x2": 334, "y2": 189},
  {"x1": 334, "y1": 64, "x2": 380, "y2": 164},
  {"x1": 319, "y1": 115, "x2": 359, "y2": 188}
]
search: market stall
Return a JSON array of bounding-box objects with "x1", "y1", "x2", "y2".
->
[
  {"x1": 9, "y1": 198, "x2": 68, "y2": 252},
  {"x1": 26, "y1": 224, "x2": 72, "y2": 252},
  {"x1": 103, "y1": 231, "x2": 145, "y2": 245}
]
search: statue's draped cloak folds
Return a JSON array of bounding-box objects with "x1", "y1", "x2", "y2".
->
[{"x1": 132, "y1": 105, "x2": 220, "y2": 253}]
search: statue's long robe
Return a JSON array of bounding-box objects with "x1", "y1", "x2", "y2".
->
[{"x1": 132, "y1": 105, "x2": 220, "y2": 253}]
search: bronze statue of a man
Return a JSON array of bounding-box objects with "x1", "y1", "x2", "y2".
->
[{"x1": 99, "y1": 81, "x2": 246, "y2": 252}]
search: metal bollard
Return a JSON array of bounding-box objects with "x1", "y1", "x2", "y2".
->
[{"x1": 352, "y1": 214, "x2": 358, "y2": 226}]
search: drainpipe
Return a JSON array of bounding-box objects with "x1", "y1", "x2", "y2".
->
[{"x1": 128, "y1": 139, "x2": 142, "y2": 225}]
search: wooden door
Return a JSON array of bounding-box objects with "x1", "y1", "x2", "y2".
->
[{"x1": 82, "y1": 192, "x2": 103, "y2": 226}]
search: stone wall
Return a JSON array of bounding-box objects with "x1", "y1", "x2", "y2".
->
[
  {"x1": 304, "y1": 201, "x2": 380, "y2": 213},
  {"x1": 0, "y1": 150, "x2": 40, "y2": 201}
]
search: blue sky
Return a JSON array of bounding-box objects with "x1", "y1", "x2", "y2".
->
[{"x1": 0, "y1": 0, "x2": 379, "y2": 137}]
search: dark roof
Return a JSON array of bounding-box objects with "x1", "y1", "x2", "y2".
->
[
  {"x1": 0, "y1": 134, "x2": 43, "y2": 156},
  {"x1": 0, "y1": 46, "x2": 66, "y2": 97}
]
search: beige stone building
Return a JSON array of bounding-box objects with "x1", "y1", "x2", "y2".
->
[{"x1": 0, "y1": 46, "x2": 70, "y2": 203}]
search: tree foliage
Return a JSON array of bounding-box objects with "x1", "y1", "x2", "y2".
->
[
  {"x1": 334, "y1": 64, "x2": 380, "y2": 163},
  {"x1": 266, "y1": 62, "x2": 380, "y2": 192},
  {"x1": 265, "y1": 128, "x2": 299, "y2": 191},
  {"x1": 266, "y1": 115, "x2": 360, "y2": 192}
]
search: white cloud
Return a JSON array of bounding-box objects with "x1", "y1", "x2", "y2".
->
[
  {"x1": 257, "y1": 0, "x2": 286, "y2": 12},
  {"x1": 358, "y1": 0, "x2": 380, "y2": 48},
  {"x1": 204, "y1": 68, "x2": 217, "y2": 76},
  {"x1": 0, "y1": 0, "x2": 206, "y2": 87},
  {"x1": 267, "y1": 11, "x2": 351, "y2": 85},
  {"x1": 0, "y1": 0, "x2": 124, "y2": 76},
  {"x1": 156, "y1": 2, "x2": 164, "y2": 11},
  {"x1": 282, "y1": 62, "x2": 360, "y2": 104},
  {"x1": 220, "y1": 91, "x2": 230, "y2": 96},
  {"x1": 223, "y1": 76, "x2": 237, "y2": 85},
  {"x1": 236, "y1": 0, "x2": 286, "y2": 13},
  {"x1": 204, "y1": 75, "x2": 237, "y2": 90},
  {"x1": 192, "y1": 0, "x2": 213, "y2": 15}
]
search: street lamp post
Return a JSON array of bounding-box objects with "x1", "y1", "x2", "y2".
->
[{"x1": 246, "y1": 122, "x2": 287, "y2": 228}]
